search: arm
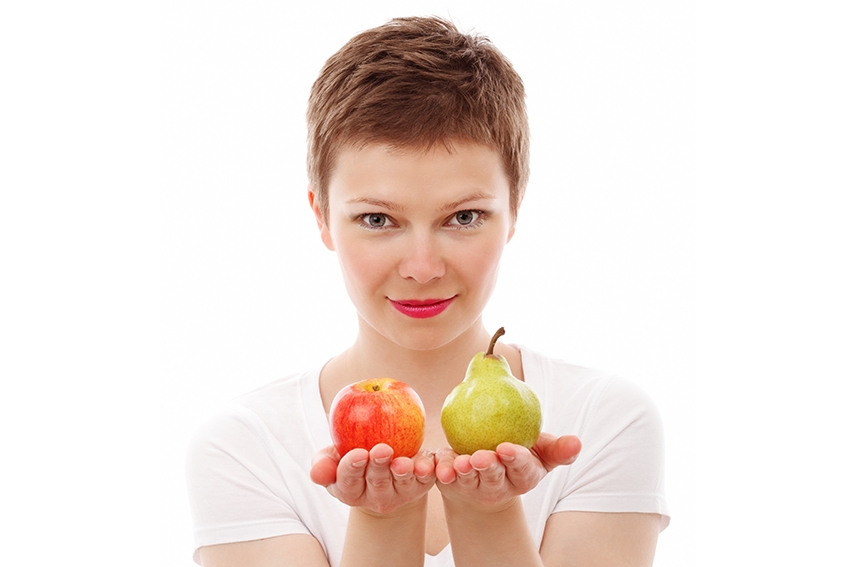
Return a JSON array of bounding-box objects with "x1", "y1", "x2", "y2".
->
[
  {"x1": 443, "y1": 496, "x2": 542, "y2": 567},
  {"x1": 340, "y1": 498, "x2": 428, "y2": 567},
  {"x1": 200, "y1": 443, "x2": 435, "y2": 567},
  {"x1": 539, "y1": 511, "x2": 662, "y2": 567},
  {"x1": 536, "y1": 377, "x2": 668, "y2": 566},
  {"x1": 199, "y1": 535, "x2": 330, "y2": 567},
  {"x1": 437, "y1": 374, "x2": 669, "y2": 566},
  {"x1": 435, "y1": 433, "x2": 581, "y2": 567},
  {"x1": 187, "y1": 409, "x2": 335, "y2": 567},
  {"x1": 196, "y1": 506, "x2": 432, "y2": 567},
  {"x1": 311, "y1": 443, "x2": 436, "y2": 567}
]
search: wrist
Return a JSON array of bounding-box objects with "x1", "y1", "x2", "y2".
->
[
  {"x1": 343, "y1": 493, "x2": 428, "y2": 567},
  {"x1": 354, "y1": 493, "x2": 428, "y2": 520},
  {"x1": 441, "y1": 494, "x2": 521, "y2": 518},
  {"x1": 442, "y1": 496, "x2": 542, "y2": 567}
]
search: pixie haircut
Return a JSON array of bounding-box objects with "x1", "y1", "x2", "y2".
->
[{"x1": 306, "y1": 16, "x2": 530, "y2": 219}]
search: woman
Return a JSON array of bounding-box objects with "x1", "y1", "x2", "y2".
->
[{"x1": 187, "y1": 16, "x2": 669, "y2": 567}]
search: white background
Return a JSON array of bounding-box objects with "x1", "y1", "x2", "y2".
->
[{"x1": 2, "y1": 1, "x2": 848, "y2": 566}]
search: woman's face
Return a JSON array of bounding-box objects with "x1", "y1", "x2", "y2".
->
[{"x1": 313, "y1": 141, "x2": 516, "y2": 351}]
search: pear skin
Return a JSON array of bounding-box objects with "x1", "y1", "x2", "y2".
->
[{"x1": 441, "y1": 328, "x2": 542, "y2": 454}]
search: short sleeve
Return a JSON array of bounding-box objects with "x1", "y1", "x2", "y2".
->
[
  {"x1": 185, "y1": 404, "x2": 312, "y2": 563},
  {"x1": 552, "y1": 377, "x2": 670, "y2": 529}
]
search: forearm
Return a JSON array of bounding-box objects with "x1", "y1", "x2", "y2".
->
[
  {"x1": 340, "y1": 498, "x2": 428, "y2": 567},
  {"x1": 444, "y1": 496, "x2": 543, "y2": 567}
]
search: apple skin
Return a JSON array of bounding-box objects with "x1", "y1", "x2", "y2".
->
[{"x1": 329, "y1": 378, "x2": 426, "y2": 458}]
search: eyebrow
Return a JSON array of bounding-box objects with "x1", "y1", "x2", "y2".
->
[
  {"x1": 439, "y1": 191, "x2": 495, "y2": 212},
  {"x1": 345, "y1": 197, "x2": 403, "y2": 211},
  {"x1": 345, "y1": 192, "x2": 495, "y2": 212}
]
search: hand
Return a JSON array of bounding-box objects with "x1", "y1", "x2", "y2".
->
[
  {"x1": 434, "y1": 433, "x2": 581, "y2": 509},
  {"x1": 309, "y1": 443, "x2": 436, "y2": 515}
]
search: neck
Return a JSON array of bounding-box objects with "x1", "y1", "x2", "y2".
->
[{"x1": 320, "y1": 317, "x2": 494, "y2": 413}]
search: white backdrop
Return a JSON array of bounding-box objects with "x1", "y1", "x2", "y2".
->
[
  {"x1": 161, "y1": 2, "x2": 696, "y2": 564},
  {"x1": 3, "y1": 1, "x2": 848, "y2": 566}
]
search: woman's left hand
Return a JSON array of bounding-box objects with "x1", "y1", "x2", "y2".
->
[{"x1": 434, "y1": 433, "x2": 581, "y2": 509}]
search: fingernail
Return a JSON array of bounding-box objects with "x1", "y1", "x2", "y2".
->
[
  {"x1": 352, "y1": 458, "x2": 367, "y2": 468},
  {"x1": 373, "y1": 456, "x2": 390, "y2": 466}
]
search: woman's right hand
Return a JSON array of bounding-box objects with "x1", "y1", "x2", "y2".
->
[{"x1": 310, "y1": 444, "x2": 436, "y2": 515}]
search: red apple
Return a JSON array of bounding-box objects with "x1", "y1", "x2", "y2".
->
[{"x1": 329, "y1": 378, "x2": 425, "y2": 458}]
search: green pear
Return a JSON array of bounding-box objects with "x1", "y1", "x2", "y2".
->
[{"x1": 441, "y1": 327, "x2": 542, "y2": 454}]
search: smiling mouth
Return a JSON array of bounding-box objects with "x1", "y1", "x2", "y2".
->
[{"x1": 388, "y1": 297, "x2": 456, "y2": 319}]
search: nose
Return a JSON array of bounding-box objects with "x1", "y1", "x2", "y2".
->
[{"x1": 398, "y1": 231, "x2": 446, "y2": 283}]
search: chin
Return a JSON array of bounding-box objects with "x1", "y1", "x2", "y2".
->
[{"x1": 369, "y1": 315, "x2": 476, "y2": 352}]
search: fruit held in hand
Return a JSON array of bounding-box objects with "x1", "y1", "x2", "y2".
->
[
  {"x1": 329, "y1": 378, "x2": 426, "y2": 458},
  {"x1": 441, "y1": 328, "x2": 541, "y2": 454}
]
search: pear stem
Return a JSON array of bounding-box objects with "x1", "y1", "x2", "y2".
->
[{"x1": 487, "y1": 327, "x2": 506, "y2": 356}]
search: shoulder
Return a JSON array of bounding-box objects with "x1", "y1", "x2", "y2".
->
[
  {"x1": 187, "y1": 367, "x2": 326, "y2": 467},
  {"x1": 518, "y1": 344, "x2": 650, "y2": 400},
  {"x1": 517, "y1": 347, "x2": 670, "y2": 525},
  {"x1": 518, "y1": 344, "x2": 614, "y2": 388},
  {"x1": 517, "y1": 344, "x2": 663, "y2": 436},
  {"x1": 235, "y1": 368, "x2": 319, "y2": 415}
]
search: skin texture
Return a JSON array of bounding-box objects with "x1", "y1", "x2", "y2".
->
[
  {"x1": 198, "y1": 142, "x2": 662, "y2": 566},
  {"x1": 316, "y1": 142, "x2": 515, "y2": 355}
]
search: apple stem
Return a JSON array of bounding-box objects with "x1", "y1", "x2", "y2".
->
[{"x1": 487, "y1": 327, "x2": 506, "y2": 356}]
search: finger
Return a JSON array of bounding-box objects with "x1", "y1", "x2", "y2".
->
[
  {"x1": 435, "y1": 448, "x2": 458, "y2": 484},
  {"x1": 309, "y1": 446, "x2": 341, "y2": 486},
  {"x1": 364, "y1": 443, "x2": 395, "y2": 493},
  {"x1": 496, "y1": 443, "x2": 541, "y2": 489},
  {"x1": 453, "y1": 454, "x2": 478, "y2": 488},
  {"x1": 469, "y1": 449, "x2": 499, "y2": 471},
  {"x1": 532, "y1": 433, "x2": 582, "y2": 471},
  {"x1": 412, "y1": 451, "x2": 436, "y2": 485},
  {"x1": 389, "y1": 456, "x2": 416, "y2": 489},
  {"x1": 470, "y1": 450, "x2": 505, "y2": 488},
  {"x1": 334, "y1": 447, "x2": 369, "y2": 493}
]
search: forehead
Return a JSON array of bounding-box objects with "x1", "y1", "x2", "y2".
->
[{"x1": 327, "y1": 141, "x2": 510, "y2": 207}]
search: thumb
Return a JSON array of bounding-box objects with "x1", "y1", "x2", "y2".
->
[
  {"x1": 532, "y1": 433, "x2": 582, "y2": 472},
  {"x1": 309, "y1": 446, "x2": 341, "y2": 486}
]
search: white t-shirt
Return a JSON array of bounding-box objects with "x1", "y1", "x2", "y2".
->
[{"x1": 186, "y1": 345, "x2": 670, "y2": 566}]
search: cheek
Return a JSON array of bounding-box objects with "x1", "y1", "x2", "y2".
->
[
  {"x1": 453, "y1": 236, "x2": 506, "y2": 284},
  {"x1": 335, "y1": 240, "x2": 393, "y2": 294}
]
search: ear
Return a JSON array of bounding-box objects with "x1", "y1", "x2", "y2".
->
[
  {"x1": 507, "y1": 193, "x2": 523, "y2": 243},
  {"x1": 308, "y1": 187, "x2": 335, "y2": 251}
]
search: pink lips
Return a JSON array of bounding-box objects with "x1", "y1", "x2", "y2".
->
[{"x1": 389, "y1": 297, "x2": 456, "y2": 319}]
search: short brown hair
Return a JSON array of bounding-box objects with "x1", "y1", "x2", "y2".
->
[{"x1": 306, "y1": 16, "x2": 529, "y2": 219}]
